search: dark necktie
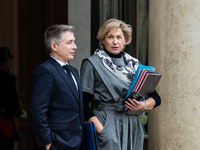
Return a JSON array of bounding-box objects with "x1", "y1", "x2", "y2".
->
[{"x1": 63, "y1": 65, "x2": 78, "y2": 92}]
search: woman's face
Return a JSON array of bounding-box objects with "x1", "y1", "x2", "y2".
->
[{"x1": 102, "y1": 28, "x2": 126, "y2": 55}]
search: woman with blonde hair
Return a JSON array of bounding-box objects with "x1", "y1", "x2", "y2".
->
[{"x1": 81, "y1": 19, "x2": 161, "y2": 150}]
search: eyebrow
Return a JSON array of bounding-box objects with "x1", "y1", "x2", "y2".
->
[
  {"x1": 67, "y1": 38, "x2": 75, "y2": 42},
  {"x1": 107, "y1": 33, "x2": 123, "y2": 36}
]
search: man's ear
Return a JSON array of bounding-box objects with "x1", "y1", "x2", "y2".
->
[{"x1": 51, "y1": 42, "x2": 57, "y2": 52}]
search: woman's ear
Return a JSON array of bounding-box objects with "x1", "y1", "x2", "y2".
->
[
  {"x1": 101, "y1": 39, "x2": 105, "y2": 45},
  {"x1": 51, "y1": 42, "x2": 57, "y2": 52}
]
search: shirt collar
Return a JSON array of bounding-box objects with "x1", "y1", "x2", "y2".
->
[{"x1": 50, "y1": 55, "x2": 68, "y2": 66}]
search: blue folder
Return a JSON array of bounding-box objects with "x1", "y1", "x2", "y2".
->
[
  {"x1": 83, "y1": 122, "x2": 98, "y2": 150},
  {"x1": 126, "y1": 64, "x2": 155, "y2": 98}
]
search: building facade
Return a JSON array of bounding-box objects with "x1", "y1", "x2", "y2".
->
[{"x1": 0, "y1": 0, "x2": 200, "y2": 149}]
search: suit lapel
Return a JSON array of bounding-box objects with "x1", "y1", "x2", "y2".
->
[
  {"x1": 69, "y1": 67, "x2": 81, "y2": 93},
  {"x1": 69, "y1": 67, "x2": 84, "y2": 113},
  {"x1": 47, "y1": 58, "x2": 80, "y2": 103}
]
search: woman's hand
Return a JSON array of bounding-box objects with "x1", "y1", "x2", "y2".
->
[
  {"x1": 88, "y1": 116, "x2": 104, "y2": 134},
  {"x1": 124, "y1": 98, "x2": 146, "y2": 111},
  {"x1": 124, "y1": 97, "x2": 156, "y2": 112}
]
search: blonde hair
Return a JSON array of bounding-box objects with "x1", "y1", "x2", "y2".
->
[{"x1": 97, "y1": 19, "x2": 132, "y2": 49}]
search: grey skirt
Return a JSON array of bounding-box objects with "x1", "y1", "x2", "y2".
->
[{"x1": 93, "y1": 108, "x2": 144, "y2": 150}]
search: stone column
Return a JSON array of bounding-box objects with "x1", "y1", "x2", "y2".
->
[
  {"x1": 68, "y1": 0, "x2": 91, "y2": 71},
  {"x1": 148, "y1": 0, "x2": 200, "y2": 149}
]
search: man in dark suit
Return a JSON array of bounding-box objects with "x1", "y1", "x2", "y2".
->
[{"x1": 30, "y1": 24, "x2": 84, "y2": 150}]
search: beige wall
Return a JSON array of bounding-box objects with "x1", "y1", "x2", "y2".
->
[{"x1": 148, "y1": 0, "x2": 200, "y2": 149}]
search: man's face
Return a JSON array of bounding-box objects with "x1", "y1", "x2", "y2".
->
[{"x1": 53, "y1": 31, "x2": 77, "y2": 63}]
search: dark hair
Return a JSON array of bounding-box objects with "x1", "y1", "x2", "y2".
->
[{"x1": 44, "y1": 24, "x2": 75, "y2": 53}]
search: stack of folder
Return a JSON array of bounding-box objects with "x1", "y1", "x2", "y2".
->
[
  {"x1": 126, "y1": 64, "x2": 162, "y2": 99},
  {"x1": 125, "y1": 64, "x2": 162, "y2": 115}
]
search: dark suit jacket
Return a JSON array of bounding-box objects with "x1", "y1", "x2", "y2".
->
[{"x1": 30, "y1": 57, "x2": 85, "y2": 150}]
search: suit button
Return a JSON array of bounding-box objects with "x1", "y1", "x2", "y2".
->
[{"x1": 79, "y1": 126, "x2": 82, "y2": 130}]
